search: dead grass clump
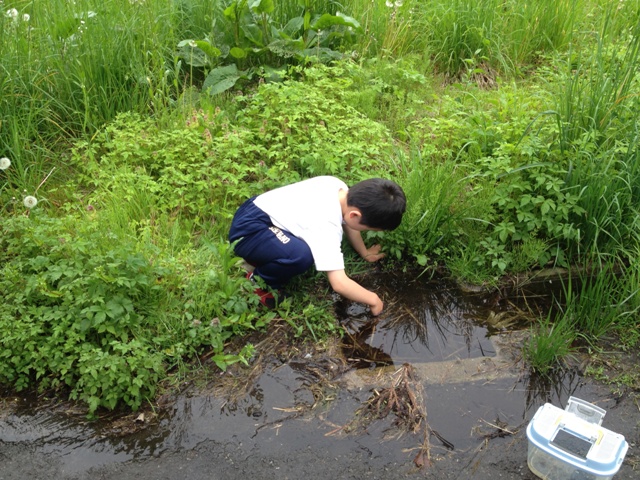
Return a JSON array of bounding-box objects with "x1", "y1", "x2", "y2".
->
[
  {"x1": 362, "y1": 363, "x2": 425, "y2": 433},
  {"x1": 344, "y1": 363, "x2": 436, "y2": 469}
]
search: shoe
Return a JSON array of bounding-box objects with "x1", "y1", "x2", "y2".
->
[{"x1": 246, "y1": 272, "x2": 276, "y2": 309}]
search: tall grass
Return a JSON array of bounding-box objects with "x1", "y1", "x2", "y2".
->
[
  {"x1": 556, "y1": 16, "x2": 640, "y2": 259},
  {"x1": 504, "y1": 0, "x2": 577, "y2": 67},
  {"x1": 380, "y1": 147, "x2": 476, "y2": 265},
  {"x1": 0, "y1": 0, "x2": 218, "y2": 191},
  {"x1": 528, "y1": 260, "x2": 640, "y2": 373},
  {"x1": 349, "y1": 0, "x2": 419, "y2": 58},
  {"x1": 556, "y1": 15, "x2": 640, "y2": 151},
  {"x1": 379, "y1": 0, "x2": 578, "y2": 78}
]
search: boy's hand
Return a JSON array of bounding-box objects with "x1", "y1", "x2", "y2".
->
[
  {"x1": 363, "y1": 244, "x2": 385, "y2": 263},
  {"x1": 370, "y1": 296, "x2": 384, "y2": 316},
  {"x1": 327, "y1": 269, "x2": 384, "y2": 316}
]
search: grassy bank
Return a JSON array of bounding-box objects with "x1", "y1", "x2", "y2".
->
[{"x1": 1, "y1": 0, "x2": 639, "y2": 413}]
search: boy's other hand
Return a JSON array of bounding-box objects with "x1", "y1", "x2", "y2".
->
[{"x1": 363, "y1": 244, "x2": 385, "y2": 263}]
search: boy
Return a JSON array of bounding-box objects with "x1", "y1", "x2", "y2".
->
[{"x1": 228, "y1": 176, "x2": 406, "y2": 315}]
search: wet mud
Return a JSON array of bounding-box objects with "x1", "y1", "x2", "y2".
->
[{"x1": 1, "y1": 271, "x2": 638, "y2": 480}]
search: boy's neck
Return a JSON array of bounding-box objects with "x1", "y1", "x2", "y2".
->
[{"x1": 338, "y1": 189, "x2": 349, "y2": 216}]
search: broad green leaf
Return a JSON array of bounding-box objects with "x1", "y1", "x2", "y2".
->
[
  {"x1": 301, "y1": 47, "x2": 344, "y2": 62},
  {"x1": 283, "y1": 16, "x2": 304, "y2": 37},
  {"x1": 177, "y1": 40, "x2": 211, "y2": 67},
  {"x1": 303, "y1": 10, "x2": 310, "y2": 30},
  {"x1": 249, "y1": 0, "x2": 274, "y2": 14},
  {"x1": 310, "y1": 12, "x2": 362, "y2": 31},
  {"x1": 194, "y1": 40, "x2": 221, "y2": 59},
  {"x1": 242, "y1": 23, "x2": 264, "y2": 46},
  {"x1": 230, "y1": 47, "x2": 247, "y2": 58},
  {"x1": 336, "y1": 12, "x2": 362, "y2": 30},
  {"x1": 223, "y1": 2, "x2": 238, "y2": 20},
  {"x1": 203, "y1": 64, "x2": 241, "y2": 96}
]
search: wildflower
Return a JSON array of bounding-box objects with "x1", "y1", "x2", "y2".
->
[
  {"x1": 0, "y1": 157, "x2": 10, "y2": 170},
  {"x1": 23, "y1": 195, "x2": 38, "y2": 208}
]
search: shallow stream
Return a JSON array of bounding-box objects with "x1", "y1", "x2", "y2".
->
[{"x1": 1, "y1": 271, "x2": 637, "y2": 480}]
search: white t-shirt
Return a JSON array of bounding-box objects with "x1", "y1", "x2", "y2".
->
[{"x1": 253, "y1": 176, "x2": 347, "y2": 271}]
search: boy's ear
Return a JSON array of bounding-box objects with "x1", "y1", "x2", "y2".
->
[{"x1": 347, "y1": 209, "x2": 362, "y2": 220}]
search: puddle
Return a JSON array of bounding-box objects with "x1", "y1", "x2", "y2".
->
[
  {"x1": 338, "y1": 276, "x2": 500, "y2": 368},
  {"x1": 338, "y1": 271, "x2": 557, "y2": 369},
  {"x1": 1, "y1": 271, "x2": 637, "y2": 479}
]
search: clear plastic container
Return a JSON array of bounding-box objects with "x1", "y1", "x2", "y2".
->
[{"x1": 526, "y1": 397, "x2": 628, "y2": 480}]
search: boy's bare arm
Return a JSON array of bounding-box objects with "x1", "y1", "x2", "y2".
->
[
  {"x1": 343, "y1": 225, "x2": 385, "y2": 262},
  {"x1": 327, "y1": 269, "x2": 384, "y2": 316}
]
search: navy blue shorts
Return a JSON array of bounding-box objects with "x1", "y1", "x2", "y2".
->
[{"x1": 229, "y1": 198, "x2": 314, "y2": 289}]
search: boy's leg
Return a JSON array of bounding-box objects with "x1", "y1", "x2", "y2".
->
[{"x1": 229, "y1": 199, "x2": 313, "y2": 289}]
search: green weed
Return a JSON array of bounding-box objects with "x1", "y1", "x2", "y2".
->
[
  {"x1": 0, "y1": 214, "x2": 267, "y2": 414},
  {"x1": 526, "y1": 313, "x2": 577, "y2": 375}
]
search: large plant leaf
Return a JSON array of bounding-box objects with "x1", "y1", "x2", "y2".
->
[
  {"x1": 282, "y1": 17, "x2": 304, "y2": 38},
  {"x1": 202, "y1": 65, "x2": 242, "y2": 96},
  {"x1": 194, "y1": 40, "x2": 221, "y2": 59},
  {"x1": 177, "y1": 40, "x2": 211, "y2": 67},
  {"x1": 249, "y1": 0, "x2": 274, "y2": 15},
  {"x1": 310, "y1": 12, "x2": 362, "y2": 32},
  {"x1": 268, "y1": 39, "x2": 305, "y2": 59},
  {"x1": 230, "y1": 47, "x2": 247, "y2": 59},
  {"x1": 223, "y1": 2, "x2": 238, "y2": 20},
  {"x1": 242, "y1": 23, "x2": 264, "y2": 47}
]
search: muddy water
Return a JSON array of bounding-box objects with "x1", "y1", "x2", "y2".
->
[{"x1": 1, "y1": 271, "x2": 637, "y2": 480}]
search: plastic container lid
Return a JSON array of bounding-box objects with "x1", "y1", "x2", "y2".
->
[
  {"x1": 526, "y1": 398, "x2": 628, "y2": 476},
  {"x1": 565, "y1": 396, "x2": 606, "y2": 425}
]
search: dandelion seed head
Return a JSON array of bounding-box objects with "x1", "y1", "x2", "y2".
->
[
  {"x1": 0, "y1": 157, "x2": 10, "y2": 170},
  {"x1": 189, "y1": 40, "x2": 197, "y2": 48},
  {"x1": 6, "y1": 8, "x2": 18, "y2": 19},
  {"x1": 22, "y1": 13, "x2": 29, "y2": 22},
  {"x1": 23, "y1": 195, "x2": 38, "y2": 209}
]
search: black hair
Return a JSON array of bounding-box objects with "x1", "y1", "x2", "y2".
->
[{"x1": 347, "y1": 178, "x2": 406, "y2": 230}]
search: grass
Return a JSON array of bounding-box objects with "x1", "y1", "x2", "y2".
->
[
  {"x1": 2, "y1": 0, "x2": 640, "y2": 408},
  {"x1": 525, "y1": 313, "x2": 577, "y2": 376}
]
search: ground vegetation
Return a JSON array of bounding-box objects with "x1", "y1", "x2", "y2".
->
[{"x1": 1, "y1": 0, "x2": 639, "y2": 414}]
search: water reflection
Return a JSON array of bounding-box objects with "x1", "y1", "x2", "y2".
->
[{"x1": 339, "y1": 274, "x2": 505, "y2": 367}]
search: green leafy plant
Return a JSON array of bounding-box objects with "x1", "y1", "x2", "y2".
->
[
  {"x1": 0, "y1": 214, "x2": 267, "y2": 414},
  {"x1": 178, "y1": 0, "x2": 363, "y2": 95},
  {"x1": 471, "y1": 147, "x2": 585, "y2": 273}
]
